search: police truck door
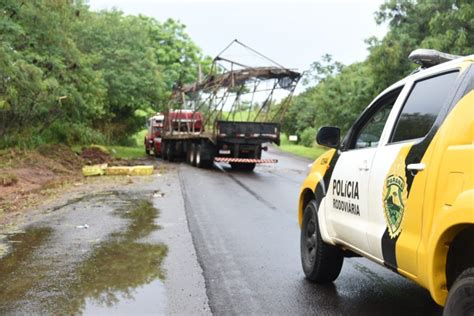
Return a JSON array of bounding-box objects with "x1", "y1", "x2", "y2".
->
[{"x1": 325, "y1": 89, "x2": 402, "y2": 254}]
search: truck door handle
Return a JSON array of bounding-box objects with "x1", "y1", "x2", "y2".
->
[{"x1": 407, "y1": 163, "x2": 425, "y2": 175}]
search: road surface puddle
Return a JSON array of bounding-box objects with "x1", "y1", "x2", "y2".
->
[{"x1": 0, "y1": 197, "x2": 168, "y2": 315}]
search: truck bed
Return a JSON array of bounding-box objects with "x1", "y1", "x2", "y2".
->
[{"x1": 216, "y1": 121, "x2": 280, "y2": 145}]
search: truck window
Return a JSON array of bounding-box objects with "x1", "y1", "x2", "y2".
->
[
  {"x1": 349, "y1": 88, "x2": 402, "y2": 150},
  {"x1": 390, "y1": 71, "x2": 458, "y2": 143}
]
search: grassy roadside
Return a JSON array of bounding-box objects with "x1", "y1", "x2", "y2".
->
[
  {"x1": 107, "y1": 146, "x2": 146, "y2": 159},
  {"x1": 71, "y1": 144, "x2": 146, "y2": 160},
  {"x1": 277, "y1": 134, "x2": 327, "y2": 161}
]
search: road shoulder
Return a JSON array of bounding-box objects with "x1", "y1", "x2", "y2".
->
[{"x1": 153, "y1": 166, "x2": 212, "y2": 315}]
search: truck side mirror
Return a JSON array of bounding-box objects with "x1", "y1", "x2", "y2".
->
[{"x1": 316, "y1": 126, "x2": 340, "y2": 148}]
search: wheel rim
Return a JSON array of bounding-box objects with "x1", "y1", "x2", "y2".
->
[{"x1": 303, "y1": 215, "x2": 317, "y2": 265}]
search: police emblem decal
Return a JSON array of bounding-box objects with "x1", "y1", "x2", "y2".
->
[{"x1": 383, "y1": 174, "x2": 407, "y2": 238}]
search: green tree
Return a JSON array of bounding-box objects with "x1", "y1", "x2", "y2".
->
[{"x1": 0, "y1": 0, "x2": 106, "y2": 146}]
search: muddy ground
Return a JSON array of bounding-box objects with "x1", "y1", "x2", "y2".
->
[{"x1": 0, "y1": 152, "x2": 210, "y2": 315}]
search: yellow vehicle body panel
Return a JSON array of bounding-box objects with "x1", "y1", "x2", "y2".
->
[
  {"x1": 413, "y1": 90, "x2": 474, "y2": 305},
  {"x1": 298, "y1": 149, "x2": 336, "y2": 227}
]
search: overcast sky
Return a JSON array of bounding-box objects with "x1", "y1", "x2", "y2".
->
[{"x1": 88, "y1": 0, "x2": 387, "y2": 74}]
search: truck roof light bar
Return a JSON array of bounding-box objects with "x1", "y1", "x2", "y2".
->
[{"x1": 408, "y1": 49, "x2": 462, "y2": 68}]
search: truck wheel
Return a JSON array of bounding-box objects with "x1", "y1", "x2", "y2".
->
[
  {"x1": 301, "y1": 200, "x2": 343, "y2": 283},
  {"x1": 195, "y1": 144, "x2": 203, "y2": 168},
  {"x1": 145, "y1": 148, "x2": 150, "y2": 155},
  {"x1": 196, "y1": 144, "x2": 211, "y2": 168},
  {"x1": 167, "y1": 142, "x2": 175, "y2": 162},
  {"x1": 444, "y1": 267, "x2": 474, "y2": 316},
  {"x1": 188, "y1": 143, "x2": 196, "y2": 166}
]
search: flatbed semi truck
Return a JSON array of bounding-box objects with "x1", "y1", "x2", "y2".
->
[{"x1": 150, "y1": 40, "x2": 301, "y2": 171}]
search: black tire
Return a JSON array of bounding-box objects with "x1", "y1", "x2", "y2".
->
[
  {"x1": 145, "y1": 148, "x2": 150, "y2": 155},
  {"x1": 444, "y1": 268, "x2": 474, "y2": 316},
  {"x1": 195, "y1": 144, "x2": 204, "y2": 168},
  {"x1": 196, "y1": 144, "x2": 212, "y2": 168},
  {"x1": 187, "y1": 143, "x2": 196, "y2": 166},
  {"x1": 301, "y1": 200, "x2": 343, "y2": 283},
  {"x1": 167, "y1": 142, "x2": 175, "y2": 162}
]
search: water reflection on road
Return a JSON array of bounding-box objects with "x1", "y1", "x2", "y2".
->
[{"x1": 0, "y1": 195, "x2": 167, "y2": 315}]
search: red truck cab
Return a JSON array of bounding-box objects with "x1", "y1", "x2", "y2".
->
[
  {"x1": 144, "y1": 113, "x2": 164, "y2": 156},
  {"x1": 163, "y1": 109, "x2": 204, "y2": 133}
]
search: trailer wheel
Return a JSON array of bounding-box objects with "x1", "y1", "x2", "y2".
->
[
  {"x1": 188, "y1": 143, "x2": 196, "y2": 166},
  {"x1": 195, "y1": 144, "x2": 203, "y2": 168},
  {"x1": 196, "y1": 144, "x2": 212, "y2": 168},
  {"x1": 167, "y1": 142, "x2": 175, "y2": 162},
  {"x1": 301, "y1": 200, "x2": 344, "y2": 283}
]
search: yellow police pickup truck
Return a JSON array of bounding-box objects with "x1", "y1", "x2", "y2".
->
[{"x1": 298, "y1": 49, "x2": 473, "y2": 315}]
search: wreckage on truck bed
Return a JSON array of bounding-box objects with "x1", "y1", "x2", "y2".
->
[{"x1": 159, "y1": 40, "x2": 301, "y2": 171}]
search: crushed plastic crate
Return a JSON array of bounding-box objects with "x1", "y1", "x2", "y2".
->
[
  {"x1": 82, "y1": 164, "x2": 107, "y2": 176},
  {"x1": 129, "y1": 165, "x2": 154, "y2": 176},
  {"x1": 105, "y1": 166, "x2": 132, "y2": 176},
  {"x1": 104, "y1": 165, "x2": 154, "y2": 176}
]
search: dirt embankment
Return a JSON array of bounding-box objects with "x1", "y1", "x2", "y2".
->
[{"x1": 0, "y1": 145, "x2": 117, "y2": 222}]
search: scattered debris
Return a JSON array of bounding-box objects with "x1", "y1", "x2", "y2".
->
[
  {"x1": 37, "y1": 144, "x2": 84, "y2": 171},
  {"x1": 80, "y1": 146, "x2": 111, "y2": 165},
  {"x1": 82, "y1": 164, "x2": 108, "y2": 177}
]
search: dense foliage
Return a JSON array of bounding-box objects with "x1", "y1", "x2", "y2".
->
[
  {"x1": 0, "y1": 0, "x2": 210, "y2": 148},
  {"x1": 284, "y1": 0, "x2": 473, "y2": 146}
]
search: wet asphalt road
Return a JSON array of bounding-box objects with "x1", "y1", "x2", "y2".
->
[{"x1": 180, "y1": 147, "x2": 443, "y2": 315}]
